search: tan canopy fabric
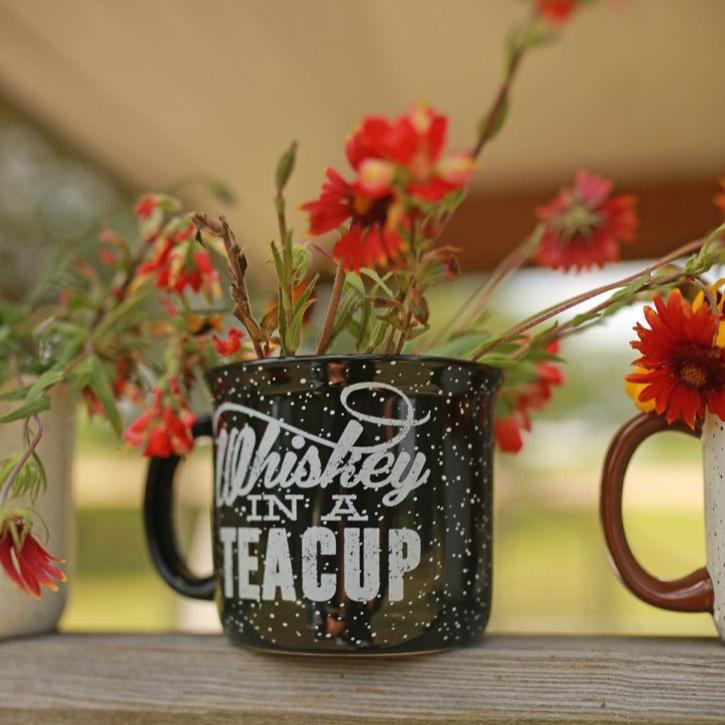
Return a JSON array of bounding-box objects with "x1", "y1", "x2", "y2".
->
[{"x1": 0, "y1": 0, "x2": 723, "y2": 263}]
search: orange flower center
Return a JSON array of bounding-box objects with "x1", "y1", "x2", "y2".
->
[
  {"x1": 679, "y1": 362, "x2": 708, "y2": 389},
  {"x1": 351, "y1": 193, "x2": 392, "y2": 227},
  {"x1": 674, "y1": 345, "x2": 725, "y2": 391}
]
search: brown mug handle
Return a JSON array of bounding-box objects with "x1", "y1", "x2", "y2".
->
[{"x1": 600, "y1": 412, "x2": 713, "y2": 612}]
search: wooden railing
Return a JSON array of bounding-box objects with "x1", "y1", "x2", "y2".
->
[{"x1": 2, "y1": 633, "x2": 724, "y2": 723}]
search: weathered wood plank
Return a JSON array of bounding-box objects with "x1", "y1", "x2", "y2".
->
[{"x1": 1, "y1": 634, "x2": 725, "y2": 724}]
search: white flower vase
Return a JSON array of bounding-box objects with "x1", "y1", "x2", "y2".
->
[
  {"x1": 704, "y1": 413, "x2": 725, "y2": 638},
  {"x1": 0, "y1": 386, "x2": 76, "y2": 638}
]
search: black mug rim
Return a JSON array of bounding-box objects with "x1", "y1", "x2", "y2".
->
[{"x1": 206, "y1": 353, "x2": 502, "y2": 387}]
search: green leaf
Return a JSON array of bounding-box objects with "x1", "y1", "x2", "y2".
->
[
  {"x1": 441, "y1": 188, "x2": 467, "y2": 212},
  {"x1": 428, "y1": 332, "x2": 491, "y2": 359},
  {"x1": 368, "y1": 321, "x2": 387, "y2": 351},
  {"x1": 0, "y1": 395, "x2": 51, "y2": 423},
  {"x1": 88, "y1": 356, "x2": 122, "y2": 435},
  {"x1": 522, "y1": 18, "x2": 557, "y2": 48},
  {"x1": 90, "y1": 286, "x2": 153, "y2": 342},
  {"x1": 335, "y1": 292, "x2": 361, "y2": 334},
  {"x1": 270, "y1": 241, "x2": 286, "y2": 284},
  {"x1": 345, "y1": 272, "x2": 366, "y2": 297},
  {"x1": 1, "y1": 454, "x2": 46, "y2": 504},
  {"x1": 477, "y1": 95, "x2": 509, "y2": 145},
  {"x1": 207, "y1": 179, "x2": 236, "y2": 205},
  {"x1": 25, "y1": 369, "x2": 65, "y2": 402},
  {"x1": 0, "y1": 385, "x2": 32, "y2": 402},
  {"x1": 293, "y1": 274, "x2": 318, "y2": 316},
  {"x1": 275, "y1": 141, "x2": 297, "y2": 194},
  {"x1": 292, "y1": 244, "x2": 310, "y2": 280},
  {"x1": 360, "y1": 268, "x2": 394, "y2": 297},
  {"x1": 276, "y1": 288, "x2": 289, "y2": 355},
  {"x1": 289, "y1": 299, "x2": 316, "y2": 350}
]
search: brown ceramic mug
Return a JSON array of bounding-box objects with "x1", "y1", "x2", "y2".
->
[{"x1": 600, "y1": 412, "x2": 725, "y2": 634}]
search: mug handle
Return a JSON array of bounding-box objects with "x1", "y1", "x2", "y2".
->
[
  {"x1": 143, "y1": 415, "x2": 215, "y2": 600},
  {"x1": 600, "y1": 412, "x2": 713, "y2": 612}
]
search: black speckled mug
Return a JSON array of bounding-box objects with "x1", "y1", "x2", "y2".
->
[{"x1": 144, "y1": 355, "x2": 500, "y2": 655}]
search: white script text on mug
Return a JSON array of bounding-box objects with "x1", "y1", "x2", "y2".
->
[{"x1": 213, "y1": 382, "x2": 432, "y2": 508}]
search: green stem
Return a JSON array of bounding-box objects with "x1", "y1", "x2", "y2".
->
[
  {"x1": 276, "y1": 197, "x2": 294, "y2": 351},
  {"x1": 421, "y1": 225, "x2": 543, "y2": 351},
  {"x1": 471, "y1": 235, "x2": 718, "y2": 360}
]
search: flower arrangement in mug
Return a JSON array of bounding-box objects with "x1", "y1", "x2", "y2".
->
[
  {"x1": 0, "y1": 192, "x2": 236, "y2": 596},
  {"x1": 623, "y1": 194, "x2": 725, "y2": 427},
  {"x1": 1, "y1": 0, "x2": 724, "y2": 597}
]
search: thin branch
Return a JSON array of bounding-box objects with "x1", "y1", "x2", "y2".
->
[
  {"x1": 0, "y1": 417, "x2": 44, "y2": 506},
  {"x1": 88, "y1": 239, "x2": 148, "y2": 330},
  {"x1": 382, "y1": 324, "x2": 397, "y2": 355},
  {"x1": 1, "y1": 358, "x2": 44, "y2": 506},
  {"x1": 194, "y1": 213, "x2": 266, "y2": 358},
  {"x1": 471, "y1": 235, "x2": 720, "y2": 360},
  {"x1": 394, "y1": 315, "x2": 411, "y2": 355},
  {"x1": 422, "y1": 226, "x2": 543, "y2": 351},
  {"x1": 530, "y1": 270, "x2": 688, "y2": 351},
  {"x1": 315, "y1": 262, "x2": 345, "y2": 355},
  {"x1": 471, "y1": 37, "x2": 526, "y2": 159}
]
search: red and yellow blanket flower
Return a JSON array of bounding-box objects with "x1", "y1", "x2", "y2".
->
[
  {"x1": 0, "y1": 516, "x2": 65, "y2": 598},
  {"x1": 626, "y1": 289, "x2": 725, "y2": 428},
  {"x1": 302, "y1": 104, "x2": 473, "y2": 271},
  {"x1": 535, "y1": 170, "x2": 638, "y2": 272}
]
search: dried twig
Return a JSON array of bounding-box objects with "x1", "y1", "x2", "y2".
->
[
  {"x1": 315, "y1": 262, "x2": 345, "y2": 355},
  {"x1": 193, "y1": 213, "x2": 266, "y2": 358}
]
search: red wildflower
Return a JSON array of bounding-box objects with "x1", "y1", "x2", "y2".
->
[
  {"x1": 139, "y1": 225, "x2": 220, "y2": 299},
  {"x1": 98, "y1": 248, "x2": 116, "y2": 267},
  {"x1": 303, "y1": 105, "x2": 472, "y2": 271},
  {"x1": 495, "y1": 342, "x2": 564, "y2": 453},
  {"x1": 124, "y1": 388, "x2": 196, "y2": 457},
  {"x1": 134, "y1": 195, "x2": 158, "y2": 220},
  {"x1": 0, "y1": 517, "x2": 65, "y2": 598},
  {"x1": 302, "y1": 167, "x2": 405, "y2": 271},
  {"x1": 138, "y1": 237, "x2": 173, "y2": 281},
  {"x1": 346, "y1": 104, "x2": 473, "y2": 201},
  {"x1": 536, "y1": 0, "x2": 578, "y2": 25},
  {"x1": 213, "y1": 328, "x2": 244, "y2": 357},
  {"x1": 190, "y1": 249, "x2": 222, "y2": 299},
  {"x1": 349, "y1": 105, "x2": 446, "y2": 171},
  {"x1": 534, "y1": 170, "x2": 638, "y2": 272},
  {"x1": 626, "y1": 290, "x2": 725, "y2": 428},
  {"x1": 495, "y1": 415, "x2": 526, "y2": 453}
]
